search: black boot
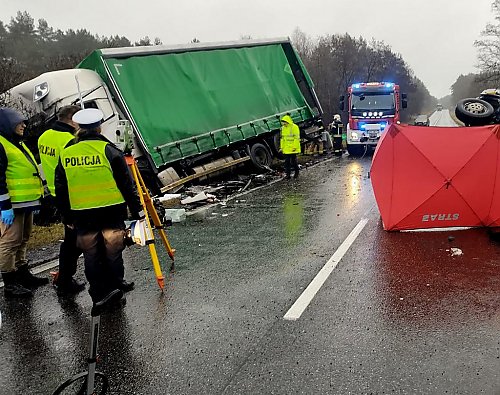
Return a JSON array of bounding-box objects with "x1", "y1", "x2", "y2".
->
[
  {"x1": 2, "y1": 271, "x2": 33, "y2": 298},
  {"x1": 118, "y1": 279, "x2": 135, "y2": 293},
  {"x1": 91, "y1": 289, "x2": 126, "y2": 316},
  {"x1": 55, "y1": 277, "x2": 86, "y2": 296},
  {"x1": 16, "y1": 265, "x2": 49, "y2": 288}
]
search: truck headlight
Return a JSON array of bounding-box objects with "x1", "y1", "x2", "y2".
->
[{"x1": 351, "y1": 131, "x2": 359, "y2": 141}]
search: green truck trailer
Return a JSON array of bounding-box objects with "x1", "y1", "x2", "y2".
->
[{"x1": 4, "y1": 38, "x2": 324, "y2": 192}]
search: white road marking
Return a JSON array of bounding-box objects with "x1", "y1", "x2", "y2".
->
[
  {"x1": 284, "y1": 218, "x2": 369, "y2": 321},
  {"x1": 0, "y1": 259, "x2": 58, "y2": 288}
]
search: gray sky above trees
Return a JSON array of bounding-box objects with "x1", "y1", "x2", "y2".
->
[{"x1": 1, "y1": 0, "x2": 493, "y2": 98}]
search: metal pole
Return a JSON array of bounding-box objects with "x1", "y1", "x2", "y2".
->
[
  {"x1": 75, "y1": 76, "x2": 84, "y2": 109},
  {"x1": 86, "y1": 315, "x2": 100, "y2": 394}
]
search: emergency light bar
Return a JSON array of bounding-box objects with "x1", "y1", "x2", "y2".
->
[
  {"x1": 351, "y1": 82, "x2": 395, "y2": 91},
  {"x1": 359, "y1": 122, "x2": 388, "y2": 130}
]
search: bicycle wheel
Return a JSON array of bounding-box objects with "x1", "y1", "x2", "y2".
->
[{"x1": 52, "y1": 371, "x2": 108, "y2": 395}]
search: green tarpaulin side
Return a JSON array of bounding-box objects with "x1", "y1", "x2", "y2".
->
[
  {"x1": 78, "y1": 45, "x2": 314, "y2": 168},
  {"x1": 78, "y1": 50, "x2": 106, "y2": 80},
  {"x1": 291, "y1": 46, "x2": 314, "y2": 88}
]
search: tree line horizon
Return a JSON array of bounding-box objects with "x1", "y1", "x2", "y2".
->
[{"x1": 1, "y1": 8, "x2": 498, "y2": 123}]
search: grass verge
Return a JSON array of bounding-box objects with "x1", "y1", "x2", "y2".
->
[
  {"x1": 29, "y1": 223, "x2": 64, "y2": 250},
  {"x1": 449, "y1": 109, "x2": 464, "y2": 126}
]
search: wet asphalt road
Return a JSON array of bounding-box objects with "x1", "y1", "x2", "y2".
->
[
  {"x1": 1, "y1": 152, "x2": 500, "y2": 394},
  {"x1": 429, "y1": 110, "x2": 457, "y2": 127}
]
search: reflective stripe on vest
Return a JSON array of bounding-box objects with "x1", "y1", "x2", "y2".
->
[
  {"x1": 38, "y1": 129, "x2": 74, "y2": 196},
  {"x1": 280, "y1": 124, "x2": 301, "y2": 154},
  {"x1": 0, "y1": 135, "x2": 43, "y2": 203},
  {"x1": 60, "y1": 140, "x2": 125, "y2": 210}
]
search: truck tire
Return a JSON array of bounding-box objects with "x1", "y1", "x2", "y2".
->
[
  {"x1": 455, "y1": 98, "x2": 494, "y2": 126},
  {"x1": 267, "y1": 132, "x2": 284, "y2": 159},
  {"x1": 347, "y1": 144, "x2": 366, "y2": 157},
  {"x1": 249, "y1": 142, "x2": 273, "y2": 171}
]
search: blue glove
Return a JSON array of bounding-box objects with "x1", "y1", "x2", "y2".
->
[{"x1": 1, "y1": 209, "x2": 14, "y2": 226}]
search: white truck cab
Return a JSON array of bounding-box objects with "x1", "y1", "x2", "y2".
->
[{"x1": 2, "y1": 69, "x2": 138, "y2": 155}]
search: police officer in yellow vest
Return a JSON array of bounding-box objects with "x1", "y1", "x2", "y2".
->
[
  {"x1": 55, "y1": 108, "x2": 144, "y2": 310},
  {"x1": 38, "y1": 105, "x2": 86, "y2": 296},
  {"x1": 279, "y1": 115, "x2": 301, "y2": 179},
  {"x1": 0, "y1": 107, "x2": 48, "y2": 298}
]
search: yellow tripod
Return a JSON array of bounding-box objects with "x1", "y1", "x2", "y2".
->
[{"x1": 126, "y1": 155, "x2": 175, "y2": 290}]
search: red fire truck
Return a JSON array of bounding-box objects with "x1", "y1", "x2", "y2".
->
[{"x1": 339, "y1": 82, "x2": 407, "y2": 156}]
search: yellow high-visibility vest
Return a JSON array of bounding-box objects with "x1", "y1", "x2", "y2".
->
[
  {"x1": 0, "y1": 135, "x2": 43, "y2": 203},
  {"x1": 38, "y1": 129, "x2": 74, "y2": 196},
  {"x1": 280, "y1": 115, "x2": 301, "y2": 154},
  {"x1": 60, "y1": 140, "x2": 125, "y2": 210}
]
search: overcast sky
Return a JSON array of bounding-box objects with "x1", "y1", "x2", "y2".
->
[{"x1": 1, "y1": 0, "x2": 495, "y2": 98}]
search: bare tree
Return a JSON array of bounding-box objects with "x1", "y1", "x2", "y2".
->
[
  {"x1": 451, "y1": 73, "x2": 491, "y2": 103},
  {"x1": 475, "y1": 0, "x2": 500, "y2": 84},
  {"x1": 291, "y1": 28, "x2": 314, "y2": 60},
  {"x1": 290, "y1": 28, "x2": 435, "y2": 122}
]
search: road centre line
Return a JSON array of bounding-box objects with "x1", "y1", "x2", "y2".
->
[{"x1": 283, "y1": 218, "x2": 369, "y2": 321}]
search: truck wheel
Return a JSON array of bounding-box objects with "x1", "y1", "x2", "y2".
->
[
  {"x1": 347, "y1": 144, "x2": 366, "y2": 157},
  {"x1": 249, "y1": 142, "x2": 273, "y2": 171},
  {"x1": 455, "y1": 98, "x2": 494, "y2": 126},
  {"x1": 267, "y1": 132, "x2": 284, "y2": 159}
]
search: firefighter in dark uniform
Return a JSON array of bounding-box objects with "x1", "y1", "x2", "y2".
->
[
  {"x1": 329, "y1": 114, "x2": 344, "y2": 156},
  {"x1": 55, "y1": 108, "x2": 144, "y2": 309},
  {"x1": 38, "y1": 105, "x2": 86, "y2": 295}
]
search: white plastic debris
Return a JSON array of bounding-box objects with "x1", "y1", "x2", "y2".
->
[
  {"x1": 450, "y1": 247, "x2": 463, "y2": 256},
  {"x1": 164, "y1": 208, "x2": 186, "y2": 223},
  {"x1": 181, "y1": 192, "x2": 210, "y2": 205}
]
